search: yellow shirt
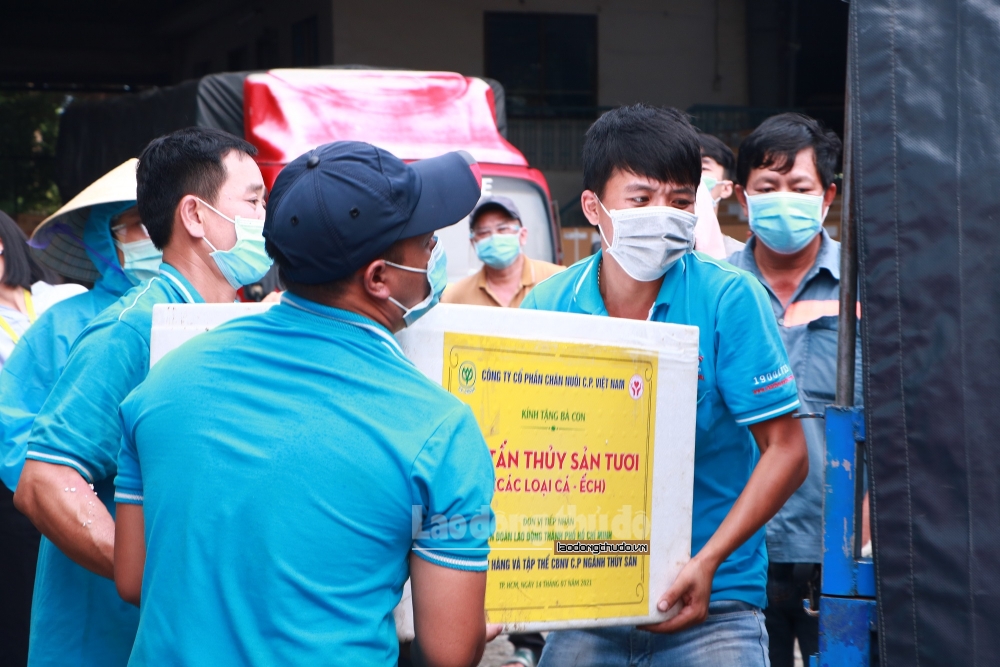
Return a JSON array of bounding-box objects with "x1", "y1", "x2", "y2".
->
[{"x1": 441, "y1": 256, "x2": 565, "y2": 308}]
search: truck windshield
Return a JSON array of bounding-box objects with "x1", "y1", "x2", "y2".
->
[{"x1": 436, "y1": 175, "x2": 556, "y2": 282}]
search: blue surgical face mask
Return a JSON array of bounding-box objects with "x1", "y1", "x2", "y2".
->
[
  {"x1": 702, "y1": 174, "x2": 730, "y2": 206},
  {"x1": 747, "y1": 192, "x2": 827, "y2": 254},
  {"x1": 386, "y1": 238, "x2": 447, "y2": 327},
  {"x1": 474, "y1": 232, "x2": 521, "y2": 269},
  {"x1": 115, "y1": 238, "x2": 162, "y2": 285},
  {"x1": 196, "y1": 198, "x2": 273, "y2": 289}
]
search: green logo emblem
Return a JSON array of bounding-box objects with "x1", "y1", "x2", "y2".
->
[{"x1": 458, "y1": 361, "x2": 476, "y2": 393}]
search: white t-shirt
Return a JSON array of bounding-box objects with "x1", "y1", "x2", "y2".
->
[{"x1": 0, "y1": 281, "x2": 87, "y2": 368}]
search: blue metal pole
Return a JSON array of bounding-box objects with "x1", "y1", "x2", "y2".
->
[{"x1": 814, "y1": 406, "x2": 875, "y2": 666}]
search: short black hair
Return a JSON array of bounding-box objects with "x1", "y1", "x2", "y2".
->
[
  {"x1": 699, "y1": 133, "x2": 736, "y2": 180},
  {"x1": 736, "y1": 113, "x2": 842, "y2": 189},
  {"x1": 0, "y1": 210, "x2": 49, "y2": 289},
  {"x1": 137, "y1": 127, "x2": 258, "y2": 249},
  {"x1": 582, "y1": 104, "x2": 701, "y2": 197},
  {"x1": 265, "y1": 237, "x2": 405, "y2": 302}
]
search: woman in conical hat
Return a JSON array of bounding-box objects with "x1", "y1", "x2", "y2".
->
[
  {"x1": 1, "y1": 159, "x2": 158, "y2": 489},
  {"x1": 0, "y1": 158, "x2": 160, "y2": 664}
]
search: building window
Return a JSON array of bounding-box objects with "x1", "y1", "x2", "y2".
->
[
  {"x1": 484, "y1": 12, "x2": 597, "y2": 118},
  {"x1": 291, "y1": 16, "x2": 319, "y2": 67}
]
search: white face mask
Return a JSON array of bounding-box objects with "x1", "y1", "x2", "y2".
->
[{"x1": 596, "y1": 199, "x2": 697, "y2": 282}]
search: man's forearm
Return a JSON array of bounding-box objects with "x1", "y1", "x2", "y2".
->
[
  {"x1": 697, "y1": 414, "x2": 808, "y2": 570},
  {"x1": 14, "y1": 460, "x2": 115, "y2": 579},
  {"x1": 410, "y1": 635, "x2": 486, "y2": 667}
]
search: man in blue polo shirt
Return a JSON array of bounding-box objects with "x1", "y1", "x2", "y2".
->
[
  {"x1": 112, "y1": 142, "x2": 497, "y2": 666},
  {"x1": 13, "y1": 127, "x2": 270, "y2": 666},
  {"x1": 727, "y1": 113, "x2": 861, "y2": 667},
  {"x1": 522, "y1": 104, "x2": 808, "y2": 667}
]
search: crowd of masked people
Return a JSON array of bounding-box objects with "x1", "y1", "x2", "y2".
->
[{"x1": 0, "y1": 106, "x2": 853, "y2": 667}]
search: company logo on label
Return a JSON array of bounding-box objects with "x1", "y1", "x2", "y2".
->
[
  {"x1": 458, "y1": 361, "x2": 477, "y2": 394},
  {"x1": 628, "y1": 374, "x2": 644, "y2": 400}
]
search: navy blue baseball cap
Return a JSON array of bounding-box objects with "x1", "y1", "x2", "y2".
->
[{"x1": 264, "y1": 141, "x2": 482, "y2": 283}]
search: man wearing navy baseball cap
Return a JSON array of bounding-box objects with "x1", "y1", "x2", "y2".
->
[{"x1": 112, "y1": 142, "x2": 499, "y2": 667}]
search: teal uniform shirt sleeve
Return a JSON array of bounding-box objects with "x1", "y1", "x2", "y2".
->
[
  {"x1": 114, "y1": 432, "x2": 143, "y2": 506},
  {"x1": 410, "y1": 405, "x2": 495, "y2": 572},
  {"x1": 519, "y1": 288, "x2": 538, "y2": 310},
  {"x1": 715, "y1": 274, "x2": 800, "y2": 424},
  {"x1": 0, "y1": 293, "x2": 99, "y2": 490},
  {"x1": 26, "y1": 320, "x2": 150, "y2": 484},
  {"x1": 114, "y1": 388, "x2": 143, "y2": 504},
  {"x1": 1, "y1": 202, "x2": 140, "y2": 492},
  {"x1": 0, "y1": 332, "x2": 62, "y2": 490}
]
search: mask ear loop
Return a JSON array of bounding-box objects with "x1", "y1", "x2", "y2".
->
[
  {"x1": 384, "y1": 261, "x2": 427, "y2": 274},
  {"x1": 385, "y1": 241, "x2": 440, "y2": 320},
  {"x1": 384, "y1": 237, "x2": 438, "y2": 274},
  {"x1": 194, "y1": 197, "x2": 234, "y2": 255},
  {"x1": 194, "y1": 197, "x2": 237, "y2": 224},
  {"x1": 594, "y1": 196, "x2": 616, "y2": 250},
  {"x1": 384, "y1": 259, "x2": 427, "y2": 319}
]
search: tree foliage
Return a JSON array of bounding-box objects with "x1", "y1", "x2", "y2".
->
[{"x1": 0, "y1": 92, "x2": 67, "y2": 217}]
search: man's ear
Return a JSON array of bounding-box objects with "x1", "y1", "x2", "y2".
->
[
  {"x1": 720, "y1": 181, "x2": 734, "y2": 201},
  {"x1": 580, "y1": 191, "x2": 601, "y2": 227},
  {"x1": 518, "y1": 226, "x2": 528, "y2": 246},
  {"x1": 362, "y1": 260, "x2": 392, "y2": 301},
  {"x1": 177, "y1": 195, "x2": 205, "y2": 240},
  {"x1": 734, "y1": 185, "x2": 749, "y2": 218},
  {"x1": 823, "y1": 182, "x2": 837, "y2": 209}
]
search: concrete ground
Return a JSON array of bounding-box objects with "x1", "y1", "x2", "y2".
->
[{"x1": 478, "y1": 635, "x2": 516, "y2": 666}]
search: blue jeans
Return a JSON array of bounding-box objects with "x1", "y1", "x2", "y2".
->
[{"x1": 538, "y1": 601, "x2": 770, "y2": 667}]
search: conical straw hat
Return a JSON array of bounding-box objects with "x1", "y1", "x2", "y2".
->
[{"x1": 30, "y1": 159, "x2": 138, "y2": 282}]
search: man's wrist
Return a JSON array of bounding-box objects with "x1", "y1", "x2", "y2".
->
[{"x1": 691, "y1": 547, "x2": 724, "y2": 574}]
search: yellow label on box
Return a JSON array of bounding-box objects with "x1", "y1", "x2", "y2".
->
[{"x1": 443, "y1": 333, "x2": 657, "y2": 623}]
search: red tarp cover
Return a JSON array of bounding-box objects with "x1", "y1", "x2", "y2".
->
[{"x1": 244, "y1": 69, "x2": 528, "y2": 168}]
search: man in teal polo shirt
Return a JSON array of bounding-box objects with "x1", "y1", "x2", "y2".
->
[
  {"x1": 112, "y1": 141, "x2": 496, "y2": 666},
  {"x1": 522, "y1": 105, "x2": 809, "y2": 667},
  {"x1": 13, "y1": 127, "x2": 270, "y2": 666}
]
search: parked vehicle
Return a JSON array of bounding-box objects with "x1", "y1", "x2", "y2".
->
[
  {"x1": 243, "y1": 68, "x2": 559, "y2": 281},
  {"x1": 56, "y1": 68, "x2": 561, "y2": 289}
]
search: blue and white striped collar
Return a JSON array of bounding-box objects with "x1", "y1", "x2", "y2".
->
[
  {"x1": 572, "y1": 250, "x2": 686, "y2": 318},
  {"x1": 158, "y1": 264, "x2": 204, "y2": 304},
  {"x1": 279, "y1": 291, "x2": 408, "y2": 363}
]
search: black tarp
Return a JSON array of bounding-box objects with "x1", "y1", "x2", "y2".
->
[
  {"x1": 852, "y1": 0, "x2": 1000, "y2": 664},
  {"x1": 55, "y1": 69, "x2": 507, "y2": 202},
  {"x1": 55, "y1": 73, "x2": 247, "y2": 201}
]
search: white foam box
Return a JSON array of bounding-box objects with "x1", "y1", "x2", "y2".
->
[{"x1": 150, "y1": 302, "x2": 699, "y2": 636}]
